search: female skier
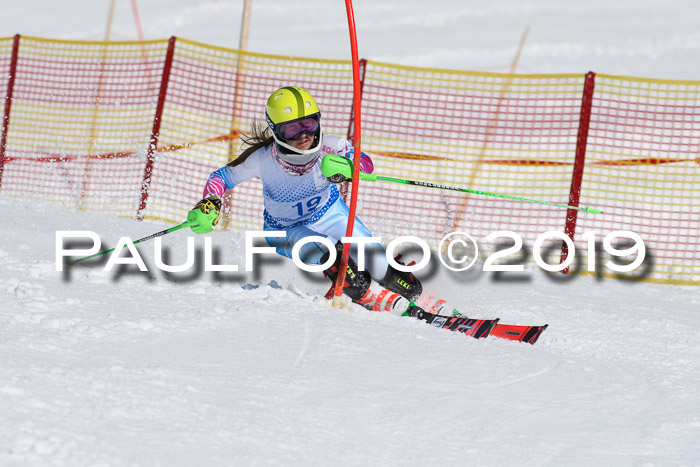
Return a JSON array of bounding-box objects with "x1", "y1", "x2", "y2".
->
[{"x1": 187, "y1": 86, "x2": 421, "y2": 304}]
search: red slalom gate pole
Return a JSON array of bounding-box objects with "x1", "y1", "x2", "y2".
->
[{"x1": 333, "y1": 0, "x2": 363, "y2": 307}]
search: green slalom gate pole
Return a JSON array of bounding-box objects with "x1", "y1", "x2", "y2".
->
[
  {"x1": 321, "y1": 154, "x2": 603, "y2": 214},
  {"x1": 68, "y1": 220, "x2": 197, "y2": 265}
]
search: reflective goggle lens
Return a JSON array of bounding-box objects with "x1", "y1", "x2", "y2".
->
[{"x1": 278, "y1": 116, "x2": 319, "y2": 141}]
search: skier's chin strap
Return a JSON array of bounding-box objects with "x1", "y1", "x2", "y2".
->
[{"x1": 271, "y1": 133, "x2": 322, "y2": 175}]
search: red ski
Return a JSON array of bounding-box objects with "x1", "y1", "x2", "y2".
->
[
  {"x1": 413, "y1": 294, "x2": 548, "y2": 344},
  {"x1": 490, "y1": 323, "x2": 549, "y2": 344},
  {"x1": 324, "y1": 276, "x2": 547, "y2": 344}
]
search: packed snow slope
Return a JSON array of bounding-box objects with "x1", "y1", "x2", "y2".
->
[{"x1": 1, "y1": 197, "x2": 699, "y2": 465}]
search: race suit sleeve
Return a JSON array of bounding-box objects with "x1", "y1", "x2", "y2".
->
[{"x1": 202, "y1": 151, "x2": 262, "y2": 198}]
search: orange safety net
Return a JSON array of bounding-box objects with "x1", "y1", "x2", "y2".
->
[
  {"x1": 0, "y1": 36, "x2": 698, "y2": 284},
  {"x1": 358, "y1": 62, "x2": 585, "y2": 252},
  {"x1": 577, "y1": 74, "x2": 700, "y2": 284},
  {"x1": 1, "y1": 36, "x2": 169, "y2": 217}
]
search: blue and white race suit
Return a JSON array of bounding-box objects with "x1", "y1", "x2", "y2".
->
[{"x1": 203, "y1": 134, "x2": 388, "y2": 280}]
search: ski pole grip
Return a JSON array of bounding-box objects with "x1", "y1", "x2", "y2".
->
[
  {"x1": 322, "y1": 154, "x2": 379, "y2": 183},
  {"x1": 321, "y1": 154, "x2": 354, "y2": 180}
]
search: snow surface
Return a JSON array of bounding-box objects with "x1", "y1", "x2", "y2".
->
[
  {"x1": 2, "y1": 199, "x2": 700, "y2": 465},
  {"x1": 2, "y1": 0, "x2": 700, "y2": 465},
  {"x1": 1, "y1": 196, "x2": 700, "y2": 465}
]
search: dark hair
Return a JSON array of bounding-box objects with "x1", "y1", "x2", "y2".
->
[{"x1": 227, "y1": 120, "x2": 273, "y2": 167}]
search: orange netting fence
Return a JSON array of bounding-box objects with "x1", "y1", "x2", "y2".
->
[{"x1": 1, "y1": 35, "x2": 698, "y2": 285}]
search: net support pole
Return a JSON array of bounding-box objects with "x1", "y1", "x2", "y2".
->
[
  {"x1": 222, "y1": 0, "x2": 254, "y2": 230},
  {"x1": 0, "y1": 34, "x2": 20, "y2": 190},
  {"x1": 137, "y1": 36, "x2": 177, "y2": 221},
  {"x1": 451, "y1": 26, "x2": 530, "y2": 231},
  {"x1": 560, "y1": 71, "x2": 596, "y2": 272},
  {"x1": 129, "y1": 0, "x2": 152, "y2": 78},
  {"x1": 104, "y1": 0, "x2": 117, "y2": 41},
  {"x1": 333, "y1": 0, "x2": 363, "y2": 307},
  {"x1": 130, "y1": 0, "x2": 146, "y2": 42},
  {"x1": 82, "y1": 35, "x2": 112, "y2": 210}
]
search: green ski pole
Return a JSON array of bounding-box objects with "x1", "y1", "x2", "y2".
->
[
  {"x1": 321, "y1": 154, "x2": 603, "y2": 214},
  {"x1": 68, "y1": 220, "x2": 197, "y2": 265}
]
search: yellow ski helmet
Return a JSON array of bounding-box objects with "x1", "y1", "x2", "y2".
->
[{"x1": 265, "y1": 86, "x2": 323, "y2": 158}]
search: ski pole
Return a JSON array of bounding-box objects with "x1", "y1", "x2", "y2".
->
[
  {"x1": 68, "y1": 220, "x2": 196, "y2": 265},
  {"x1": 321, "y1": 154, "x2": 603, "y2": 214}
]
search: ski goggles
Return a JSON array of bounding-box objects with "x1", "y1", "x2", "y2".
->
[{"x1": 275, "y1": 114, "x2": 321, "y2": 141}]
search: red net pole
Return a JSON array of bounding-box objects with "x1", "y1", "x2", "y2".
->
[
  {"x1": 346, "y1": 58, "x2": 367, "y2": 146},
  {"x1": 333, "y1": 0, "x2": 364, "y2": 304},
  {"x1": 0, "y1": 34, "x2": 20, "y2": 190},
  {"x1": 340, "y1": 58, "x2": 367, "y2": 203},
  {"x1": 137, "y1": 36, "x2": 177, "y2": 220},
  {"x1": 561, "y1": 71, "x2": 596, "y2": 272}
]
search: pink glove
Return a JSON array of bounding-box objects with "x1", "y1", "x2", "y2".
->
[
  {"x1": 346, "y1": 149, "x2": 374, "y2": 174},
  {"x1": 360, "y1": 152, "x2": 374, "y2": 174}
]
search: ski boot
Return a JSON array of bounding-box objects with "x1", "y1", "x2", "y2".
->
[
  {"x1": 322, "y1": 241, "x2": 410, "y2": 314},
  {"x1": 377, "y1": 262, "x2": 423, "y2": 302},
  {"x1": 321, "y1": 241, "x2": 371, "y2": 302}
]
